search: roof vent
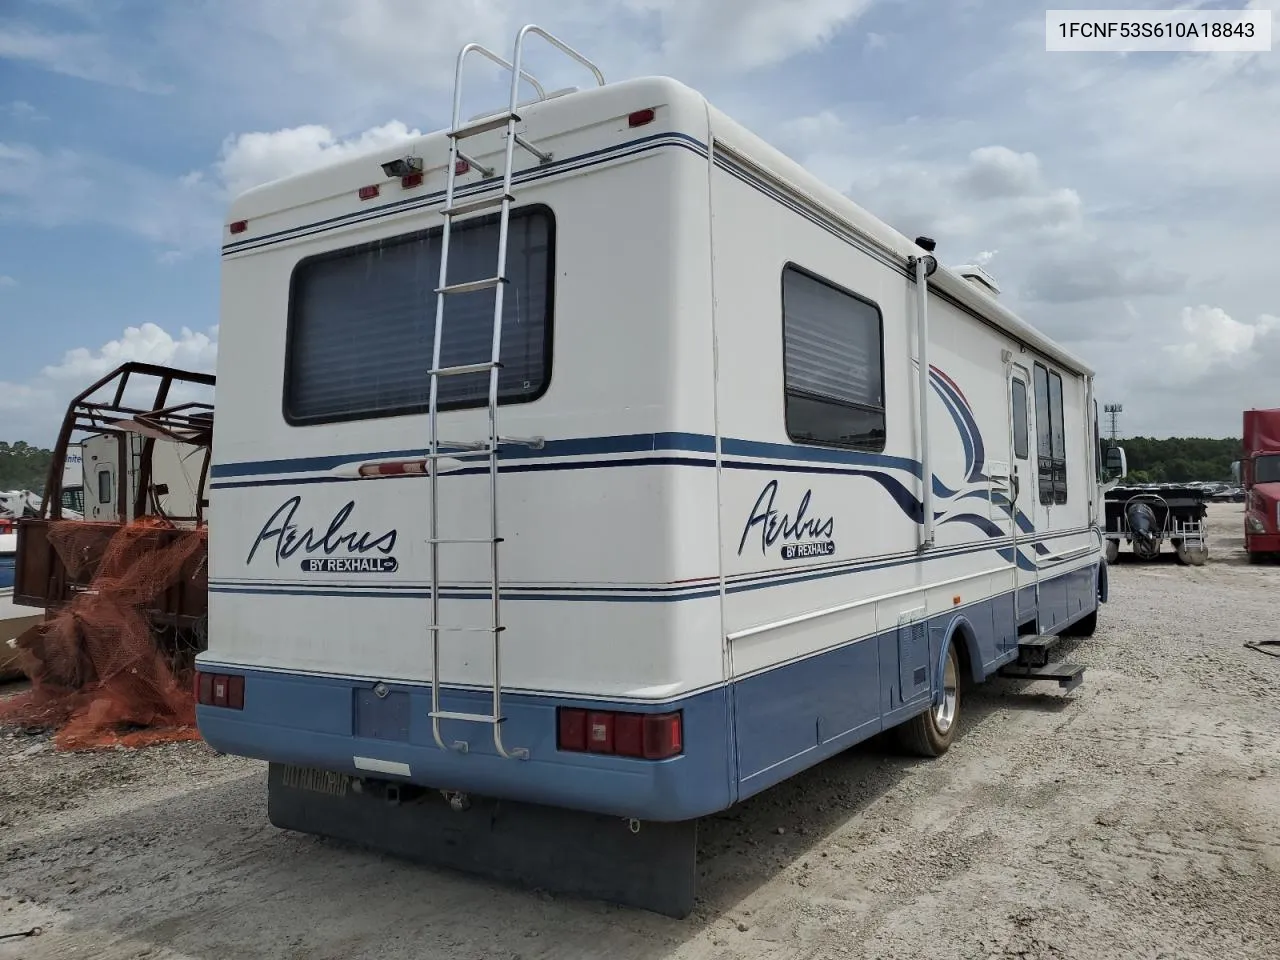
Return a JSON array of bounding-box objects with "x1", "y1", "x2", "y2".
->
[{"x1": 954, "y1": 264, "x2": 1001, "y2": 297}]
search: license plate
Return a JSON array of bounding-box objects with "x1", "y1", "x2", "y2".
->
[{"x1": 280, "y1": 764, "x2": 352, "y2": 797}]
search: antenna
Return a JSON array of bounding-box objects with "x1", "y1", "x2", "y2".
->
[{"x1": 1103, "y1": 403, "x2": 1123, "y2": 441}]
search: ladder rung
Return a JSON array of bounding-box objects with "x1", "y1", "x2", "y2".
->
[
  {"x1": 427, "y1": 625, "x2": 507, "y2": 633},
  {"x1": 435, "y1": 436, "x2": 543, "y2": 452},
  {"x1": 451, "y1": 112, "x2": 519, "y2": 139},
  {"x1": 513, "y1": 133, "x2": 552, "y2": 164},
  {"x1": 428, "y1": 537, "x2": 504, "y2": 544},
  {"x1": 436, "y1": 277, "x2": 506, "y2": 295},
  {"x1": 430, "y1": 360, "x2": 502, "y2": 377},
  {"x1": 443, "y1": 193, "x2": 514, "y2": 217},
  {"x1": 430, "y1": 710, "x2": 503, "y2": 725}
]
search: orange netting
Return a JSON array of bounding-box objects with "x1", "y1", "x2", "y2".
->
[{"x1": 0, "y1": 517, "x2": 207, "y2": 751}]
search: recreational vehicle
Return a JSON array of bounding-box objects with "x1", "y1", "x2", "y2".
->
[{"x1": 196, "y1": 26, "x2": 1118, "y2": 917}]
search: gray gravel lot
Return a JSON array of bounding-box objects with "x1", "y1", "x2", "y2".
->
[{"x1": 2, "y1": 503, "x2": 1277, "y2": 960}]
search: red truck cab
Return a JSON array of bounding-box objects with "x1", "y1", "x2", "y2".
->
[{"x1": 1242, "y1": 409, "x2": 1280, "y2": 559}]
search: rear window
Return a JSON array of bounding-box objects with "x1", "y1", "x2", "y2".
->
[{"x1": 284, "y1": 205, "x2": 555, "y2": 424}]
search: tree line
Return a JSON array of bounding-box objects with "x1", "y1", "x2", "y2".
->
[
  {"x1": 0, "y1": 441, "x2": 53, "y2": 492},
  {"x1": 1110, "y1": 436, "x2": 1241, "y2": 484}
]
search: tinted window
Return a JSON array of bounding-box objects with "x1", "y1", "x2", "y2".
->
[
  {"x1": 1034, "y1": 364, "x2": 1053, "y2": 505},
  {"x1": 1012, "y1": 378, "x2": 1029, "y2": 460},
  {"x1": 285, "y1": 207, "x2": 554, "y2": 424},
  {"x1": 1049, "y1": 370, "x2": 1067, "y2": 504},
  {"x1": 782, "y1": 265, "x2": 885, "y2": 451},
  {"x1": 97, "y1": 468, "x2": 113, "y2": 504}
]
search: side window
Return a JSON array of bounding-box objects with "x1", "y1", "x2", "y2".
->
[
  {"x1": 1011, "y1": 378, "x2": 1029, "y2": 460},
  {"x1": 97, "y1": 468, "x2": 113, "y2": 504},
  {"x1": 781, "y1": 264, "x2": 886, "y2": 451},
  {"x1": 1034, "y1": 364, "x2": 1053, "y2": 505},
  {"x1": 1049, "y1": 370, "x2": 1067, "y2": 504}
]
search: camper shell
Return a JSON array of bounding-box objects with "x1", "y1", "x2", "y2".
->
[{"x1": 198, "y1": 27, "x2": 1107, "y2": 917}]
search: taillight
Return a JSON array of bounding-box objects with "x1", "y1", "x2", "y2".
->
[
  {"x1": 556, "y1": 707, "x2": 682, "y2": 759},
  {"x1": 194, "y1": 671, "x2": 245, "y2": 710}
]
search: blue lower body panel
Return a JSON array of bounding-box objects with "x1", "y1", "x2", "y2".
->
[
  {"x1": 198, "y1": 564, "x2": 1101, "y2": 822},
  {"x1": 198, "y1": 676, "x2": 735, "y2": 822}
]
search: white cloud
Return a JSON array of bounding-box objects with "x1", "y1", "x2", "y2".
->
[
  {"x1": 958, "y1": 146, "x2": 1042, "y2": 200},
  {"x1": 1163, "y1": 306, "x2": 1280, "y2": 380},
  {"x1": 216, "y1": 121, "x2": 422, "y2": 198},
  {"x1": 0, "y1": 275, "x2": 16, "y2": 288},
  {"x1": 626, "y1": 0, "x2": 876, "y2": 72},
  {"x1": 0, "y1": 22, "x2": 169, "y2": 93},
  {"x1": 41, "y1": 323, "x2": 218, "y2": 383},
  {"x1": 3, "y1": 324, "x2": 219, "y2": 444},
  {"x1": 0, "y1": 140, "x2": 222, "y2": 254},
  {"x1": 3, "y1": 100, "x2": 46, "y2": 120}
]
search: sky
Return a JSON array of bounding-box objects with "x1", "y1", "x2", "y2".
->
[{"x1": 0, "y1": 0, "x2": 1276, "y2": 445}]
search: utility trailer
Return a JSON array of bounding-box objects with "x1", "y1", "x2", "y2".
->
[
  {"x1": 197, "y1": 24, "x2": 1112, "y2": 918},
  {"x1": 1102, "y1": 485, "x2": 1209, "y2": 565}
]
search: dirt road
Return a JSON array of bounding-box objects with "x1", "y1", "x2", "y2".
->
[{"x1": 3, "y1": 503, "x2": 1278, "y2": 959}]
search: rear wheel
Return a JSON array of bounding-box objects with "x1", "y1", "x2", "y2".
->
[{"x1": 896, "y1": 642, "x2": 961, "y2": 757}]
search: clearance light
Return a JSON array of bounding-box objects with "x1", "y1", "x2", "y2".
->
[
  {"x1": 228, "y1": 220, "x2": 247, "y2": 235},
  {"x1": 358, "y1": 184, "x2": 380, "y2": 201},
  {"x1": 195, "y1": 671, "x2": 245, "y2": 710},
  {"x1": 557, "y1": 707, "x2": 682, "y2": 759},
  {"x1": 455, "y1": 158, "x2": 471, "y2": 175},
  {"x1": 401, "y1": 172, "x2": 424, "y2": 189},
  {"x1": 628, "y1": 108, "x2": 656, "y2": 128}
]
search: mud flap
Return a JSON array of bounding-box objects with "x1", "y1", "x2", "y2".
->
[{"x1": 267, "y1": 763, "x2": 699, "y2": 918}]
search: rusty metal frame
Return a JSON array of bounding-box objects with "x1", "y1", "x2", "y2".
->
[{"x1": 40, "y1": 361, "x2": 216, "y2": 524}]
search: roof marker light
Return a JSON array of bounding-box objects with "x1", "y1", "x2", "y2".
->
[
  {"x1": 358, "y1": 184, "x2": 380, "y2": 201},
  {"x1": 628, "y1": 108, "x2": 656, "y2": 128},
  {"x1": 229, "y1": 220, "x2": 247, "y2": 235},
  {"x1": 401, "y1": 172, "x2": 424, "y2": 189},
  {"x1": 455, "y1": 158, "x2": 471, "y2": 176}
]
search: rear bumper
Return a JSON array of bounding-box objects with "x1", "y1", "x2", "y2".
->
[{"x1": 195, "y1": 666, "x2": 734, "y2": 822}]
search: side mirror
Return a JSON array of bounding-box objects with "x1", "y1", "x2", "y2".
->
[
  {"x1": 1231, "y1": 460, "x2": 1241, "y2": 484},
  {"x1": 1104, "y1": 445, "x2": 1128, "y2": 480}
]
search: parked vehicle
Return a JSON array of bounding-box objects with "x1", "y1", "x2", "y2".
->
[
  {"x1": 195, "y1": 25, "x2": 1120, "y2": 917},
  {"x1": 1238, "y1": 409, "x2": 1280, "y2": 560}
]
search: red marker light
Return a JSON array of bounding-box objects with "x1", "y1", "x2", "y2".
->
[
  {"x1": 401, "y1": 172, "x2": 424, "y2": 189},
  {"x1": 358, "y1": 184, "x2": 380, "y2": 200},
  {"x1": 628, "y1": 108, "x2": 656, "y2": 128},
  {"x1": 455, "y1": 159, "x2": 471, "y2": 176},
  {"x1": 228, "y1": 220, "x2": 247, "y2": 235}
]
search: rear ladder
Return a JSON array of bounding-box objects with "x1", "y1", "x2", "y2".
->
[{"x1": 427, "y1": 26, "x2": 606, "y2": 759}]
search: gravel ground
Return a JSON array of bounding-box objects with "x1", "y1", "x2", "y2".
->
[{"x1": 2, "y1": 503, "x2": 1277, "y2": 960}]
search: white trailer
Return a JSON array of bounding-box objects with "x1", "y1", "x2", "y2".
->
[
  {"x1": 197, "y1": 25, "x2": 1115, "y2": 917},
  {"x1": 81, "y1": 431, "x2": 208, "y2": 524}
]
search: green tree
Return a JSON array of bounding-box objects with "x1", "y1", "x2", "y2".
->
[
  {"x1": 0, "y1": 441, "x2": 54, "y2": 492},
  {"x1": 1113, "y1": 436, "x2": 1241, "y2": 483}
]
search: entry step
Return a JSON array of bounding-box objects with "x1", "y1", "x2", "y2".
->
[
  {"x1": 998, "y1": 661, "x2": 1085, "y2": 692},
  {"x1": 1016, "y1": 633, "x2": 1061, "y2": 668}
]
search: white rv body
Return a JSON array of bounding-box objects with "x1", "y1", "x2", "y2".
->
[{"x1": 198, "y1": 70, "x2": 1105, "y2": 824}]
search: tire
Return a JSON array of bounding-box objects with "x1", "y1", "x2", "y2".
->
[{"x1": 896, "y1": 642, "x2": 961, "y2": 758}]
